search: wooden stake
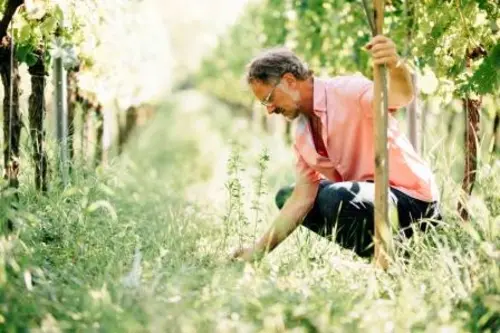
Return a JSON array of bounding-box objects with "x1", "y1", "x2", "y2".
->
[
  {"x1": 54, "y1": 52, "x2": 69, "y2": 186},
  {"x1": 372, "y1": 0, "x2": 392, "y2": 270}
]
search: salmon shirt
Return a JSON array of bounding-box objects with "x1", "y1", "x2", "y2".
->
[{"x1": 293, "y1": 75, "x2": 439, "y2": 202}]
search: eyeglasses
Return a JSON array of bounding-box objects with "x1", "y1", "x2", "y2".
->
[{"x1": 260, "y1": 82, "x2": 279, "y2": 107}]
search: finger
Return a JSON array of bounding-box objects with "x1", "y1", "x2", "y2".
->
[
  {"x1": 365, "y1": 35, "x2": 388, "y2": 47},
  {"x1": 373, "y1": 56, "x2": 397, "y2": 66},
  {"x1": 365, "y1": 42, "x2": 394, "y2": 53},
  {"x1": 372, "y1": 49, "x2": 397, "y2": 59},
  {"x1": 372, "y1": 34, "x2": 389, "y2": 43},
  {"x1": 369, "y1": 41, "x2": 395, "y2": 52}
]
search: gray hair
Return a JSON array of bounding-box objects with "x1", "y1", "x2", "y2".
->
[{"x1": 245, "y1": 47, "x2": 313, "y2": 85}]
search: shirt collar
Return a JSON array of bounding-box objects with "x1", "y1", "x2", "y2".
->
[{"x1": 313, "y1": 76, "x2": 327, "y2": 113}]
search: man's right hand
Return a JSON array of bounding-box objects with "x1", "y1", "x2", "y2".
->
[{"x1": 229, "y1": 246, "x2": 256, "y2": 262}]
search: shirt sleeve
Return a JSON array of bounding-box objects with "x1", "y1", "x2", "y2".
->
[{"x1": 293, "y1": 145, "x2": 321, "y2": 185}]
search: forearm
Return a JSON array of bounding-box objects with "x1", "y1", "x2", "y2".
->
[
  {"x1": 252, "y1": 193, "x2": 314, "y2": 259},
  {"x1": 387, "y1": 61, "x2": 414, "y2": 108}
]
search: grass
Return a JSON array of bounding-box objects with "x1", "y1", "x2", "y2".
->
[{"x1": 1, "y1": 90, "x2": 499, "y2": 332}]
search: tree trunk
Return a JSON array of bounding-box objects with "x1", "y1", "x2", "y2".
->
[
  {"x1": 0, "y1": 0, "x2": 24, "y2": 231},
  {"x1": 94, "y1": 103, "x2": 104, "y2": 167},
  {"x1": 0, "y1": 0, "x2": 23, "y2": 38},
  {"x1": 0, "y1": 38, "x2": 21, "y2": 189},
  {"x1": 447, "y1": 110, "x2": 456, "y2": 139},
  {"x1": 27, "y1": 49, "x2": 48, "y2": 191},
  {"x1": 492, "y1": 110, "x2": 499, "y2": 155},
  {"x1": 118, "y1": 106, "x2": 138, "y2": 155},
  {"x1": 116, "y1": 111, "x2": 123, "y2": 155},
  {"x1": 457, "y1": 97, "x2": 481, "y2": 221},
  {"x1": 457, "y1": 47, "x2": 486, "y2": 221},
  {"x1": 79, "y1": 96, "x2": 92, "y2": 165}
]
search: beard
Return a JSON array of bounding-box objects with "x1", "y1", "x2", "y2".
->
[
  {"x1": 274, "y1": 107, "x2": 285, "y2": 115},
  {"x1": 280, "y1": 108, "x2": 299, "y2": 121},
  {"x1": 281, "y1": 103, "x2": 301, "y2": 121},
  {"x1": 277, "y1": 87, "x2": 302, "y2": 121}
]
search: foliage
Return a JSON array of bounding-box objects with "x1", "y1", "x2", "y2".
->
[
  {"x1": 4, "y1": 0, "x2": 97, "y2": 69},
  {"x1": 407, "y1": 0, "x2": 499, "y2": 100},
  {"x1": 196, "y1": 2, "x2": 264, "y2": 110},
  {"x1": 0, "y1": 0, "x2": 173, "y2": 110},
  {"x1": 196, "y1": 0, "x2": 499, "y2": 109}
]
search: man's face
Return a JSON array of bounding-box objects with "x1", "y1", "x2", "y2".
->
[{"x1": 250, "y1": 75, "x2": 301, "y2": 121}]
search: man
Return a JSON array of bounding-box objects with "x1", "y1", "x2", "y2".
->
[{"x1": 231, "y1": 35, "x2": 441, "y2": 264}]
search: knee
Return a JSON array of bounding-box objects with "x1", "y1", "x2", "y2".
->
[{"x1": 316, "y1": 184, "x2": 350, "y2": 215}]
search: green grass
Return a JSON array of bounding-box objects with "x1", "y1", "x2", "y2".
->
[{"x1": 1, "y1": 90, "x2": 499, "y2": 332}]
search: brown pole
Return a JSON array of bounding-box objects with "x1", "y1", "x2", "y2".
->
[{"x1": 372, "y1": 0, "x2": 392, "y2": 270}]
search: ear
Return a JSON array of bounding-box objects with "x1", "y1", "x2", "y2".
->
[{"x1": 282, "y1": 73, "x2": 297, "y2": 88}]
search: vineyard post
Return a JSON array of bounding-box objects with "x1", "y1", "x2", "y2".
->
[
  {"x1": 363, "y1": 0, "x2": 393, "y2": 269},
  {"x1": 67, "y1": 64, "x2": 79, "y2": 175},
  {"x1": 53, "y1": 40, "x2": 69, "y2": 186}
]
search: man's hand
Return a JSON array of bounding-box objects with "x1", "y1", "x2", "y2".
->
[
  {"x1": 364, "y1": 35, "x2": 402, "y2": 70},
  {"x1": 364, "y1": 34, "x2": 414, "y2": 109},
  {"x1": 229, "y1": 176, "x2": 318, "y2": 265},
  {"x1": 230, "y1": 246, "x2": 258, "y2": 262}
]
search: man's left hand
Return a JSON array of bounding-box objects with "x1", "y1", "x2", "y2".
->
[{"x1": 364, "y1": 35, "x2": 402, "y2": 70}]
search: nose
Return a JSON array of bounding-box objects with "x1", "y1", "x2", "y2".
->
[{"x1": 266, "y1": 104, "x2": 276, "y2": 114}]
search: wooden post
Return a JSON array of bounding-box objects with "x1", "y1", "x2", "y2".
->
[
  {"x1": 54, "y1": 50, "x2": 69, "y2": 186},
  {"x1": 67, "y1": 66, "x2": 79, "y2": 174},
  {"x1": 372, "y1": 0, "x2": 392, "y2": 269}
]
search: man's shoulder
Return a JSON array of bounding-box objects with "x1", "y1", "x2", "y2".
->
[
  {"x1": 324, "y1": 73, "x2": 372, "y2": 86},
  {"x1": 318, "y1": 73, "x2": 373, "y2": 99}
]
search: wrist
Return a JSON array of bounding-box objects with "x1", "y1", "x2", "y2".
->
[
  {"x1": 395, "y1": 56, "x2": 406, "y2": 69},
  {"x1": 387, "y1": 56, "x2": 405, "y2": 71},
  {"x1": 389, "y1": 56, "x2": 416, "y2": 76}
]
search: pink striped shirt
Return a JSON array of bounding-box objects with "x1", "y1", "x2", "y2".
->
[{"x1": 294, "y1": 75, "x2": 439, "y2": 202}]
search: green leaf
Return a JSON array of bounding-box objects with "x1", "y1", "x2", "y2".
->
[
  {"x1": 25, "y1": 52, "x2": 38, "y2": 67},
  {"x1": 468, "y1": 43, "x2": 500, "y2": 95},
  {"x1": 15, "y1": 43, "x2": 34, "y2": 63},
  {"x1": 447, "y1": 59, "x2": 466, "y2": 77},
  {"x1": 40, "y1": 15, "x2": 58, "y2": 36},
  {"x1": 43, "y1": 51, "x2": 52, "y2": 67},
  {"x1": 19, "y1": 24, "x2": 32, "y2": 43},
  {"x1": 54, "y1": 5, "x2": 64, "y2": 25}
]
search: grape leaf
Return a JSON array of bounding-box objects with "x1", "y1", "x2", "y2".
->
[
  {"x1": 25, "y1": 51, "x2": 38, "y2": 67},
  {"x1": 468, "y1": 43, "x2": 500, "y2": 95},
  {"x1": 15, "y1": 43, "x2": 34, "y2": 63}
]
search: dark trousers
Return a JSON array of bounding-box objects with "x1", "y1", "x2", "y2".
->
[{"x1": 275, "y1": 180, "x2": 441, "y2": 258}]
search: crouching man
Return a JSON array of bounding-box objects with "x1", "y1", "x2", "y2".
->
[{"x1": 231, "y1": 35, "x2": 441, "y2": 266}]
